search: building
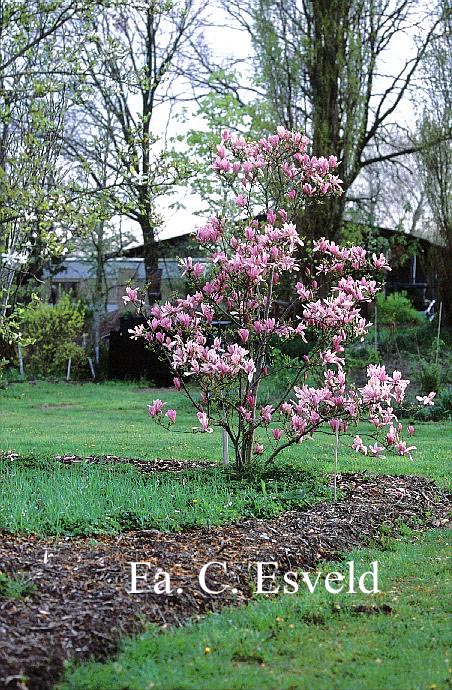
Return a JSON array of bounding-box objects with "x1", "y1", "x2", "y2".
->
[{"x1": 48, "y1": 256, "x2": 190, "y2": 312}]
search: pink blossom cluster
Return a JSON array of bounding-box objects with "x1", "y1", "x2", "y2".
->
[
  {"x1": 273, "y1": 364, "x2": 416, "y2": 459},
  {"x1": 212, "y1": 126, "x2": 343, "y2": 203},
  {"x1": 125, "y1": 127, "x2": 434, "y2": 470}
]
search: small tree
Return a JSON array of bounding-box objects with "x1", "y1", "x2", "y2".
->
[{"x1": 127, "y1": 127, "x2": 433, "y2": 471}]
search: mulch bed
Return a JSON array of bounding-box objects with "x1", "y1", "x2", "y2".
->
[
  {"x1": 3, "y1": 451, "x2": 217, "y2": 474},
  {"x1": 55, "y1": 454, "x2": 218, "y2": 473},
  {"x1": 0, "y1": 469, "x2": 450, "y2": 690}
]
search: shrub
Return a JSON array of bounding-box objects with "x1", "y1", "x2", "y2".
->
[
  {"x1": 20, "y1": 295, "x2": 87, "y2": 378},
  {"x1": 376, "y1": 291, "x2": 425, "y2": 327},
  {"x1": 417, "y1": 359, "x2": 441, "y2": 395}
]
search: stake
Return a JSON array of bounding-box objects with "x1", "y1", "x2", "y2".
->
[
  {"x1": 17, "y1": 344, "x2": 24, "y2": 376},
  {"x1": 88, "y1": 356, "x2": 96, "y2": 380},
  {"x1": 435, "y1": 301, "x2": 443, "y2": 365},
  {"x1": 334, "y1": 427, "x2": 339, "y2": 501},
  {"x1": 222, "y1": 428, "x2": 229, "y2": 465},
  {"x1": 66, "y1": 357, "x2": 72, "y2": 382}
]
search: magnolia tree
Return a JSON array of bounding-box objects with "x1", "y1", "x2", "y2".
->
[{"x1": 125, "y1": 126, "x2": 435, "y2": 472}]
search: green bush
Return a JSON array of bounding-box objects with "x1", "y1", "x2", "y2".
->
[
  {"x1": 376, "y1": 291, "x2": 425, "y2": 327},
  {"x1": 417, "y1": 359, "x2": 441, "y2": 394},
  {"x1": 20, "y1": 295, "x2": 88, "y2": 378}
]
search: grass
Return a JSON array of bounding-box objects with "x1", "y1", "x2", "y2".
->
[
  {"x1": 0, "y1": 381, "x2": 449, "y2": 536},
  {"x1": 0, "y1": 380, "x2": 449, "y2": 537},
  {"x1": 0, "y1": 381, "x2": 450, "y2": 486},
  {"x1": 0, "y1": 572, "x2": 36, "y2": 599},
  {"x1": 59, "y1": 529, "x2": 451, "y2": 690},
  {"x1": 0, "y1": 457, "x2": 330, "y2": 536}
]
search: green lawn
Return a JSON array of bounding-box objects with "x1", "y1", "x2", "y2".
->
[
  {"x1": 0, "y1": 381, "x2": 450, "y2": 485},
  {"x1": 60, "y1": 529, "x2": 451, "y2": 690},
  {"x1": 0, "y1": 381, "x2": 449, "y2": 536}
]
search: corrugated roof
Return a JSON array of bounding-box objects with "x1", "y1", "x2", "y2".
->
[{"x1": 47, "y1": 258, "x2": 205, "y2": 282}]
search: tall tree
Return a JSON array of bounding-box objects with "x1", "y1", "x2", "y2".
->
[
  {"x1": 416, "y1": 1, "x2": 451, "y2": 318},
  {"x1": 212, "y1": 0, "x2": 443, "y2": 241},
  {"x1": 65, "y1": 0, "x2": 207, "y2": 304},
  {"x1": 0, "y1": 0, "x2": 107, "y2": 324},
  {"x1": 67, "y1": 122, "x2": 136, "y2": 363}
]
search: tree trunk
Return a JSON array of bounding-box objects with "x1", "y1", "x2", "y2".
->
[
  {"x1": 141, "y1": 218, "x2": 161, "y2": 305},
  {"x1": 302, "y1": 193, "x2": 346, "y2": 242},
  {"x1": 93, "y1": 239, "x2": 105, "y2": 365},
  {"x1": 303, "y1": 0, "x2": 350, "y2": 242}
]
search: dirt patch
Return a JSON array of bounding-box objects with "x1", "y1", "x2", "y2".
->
[{"x1": 0, "y1": 473, "x2": 449, "y2": 690}]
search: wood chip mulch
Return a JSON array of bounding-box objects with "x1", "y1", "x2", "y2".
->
[
  {"x1": 0, "y1": 471, "x2": 450, "y2": 690},
  {"x1": 3, "y1": 451, "x2": 218, "y2": 474},
  {"x1": 54, "y1": 454, "x2": 218, "y2": 473}
]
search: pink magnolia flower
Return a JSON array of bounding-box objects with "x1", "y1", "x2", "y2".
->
[
  {"x1": 238, "y1": 328, "x2": 249, "y2": 343},
  {"x1": 246, "y1": 392, "x2": 255, "y2": 407},
  {"x1": 291, "y1": 416, "x2": 307, "y2": 436},
  {"x1": 386, "y1": 426, "x2": 397, "y2": 445},
  {"x1": 280, "y1": 402, "x2": 293, "y2": 416},
  {"x1": 329, "y1": 418, "x2": 341, "y2": 433},
  {"x1": 272, "y1": 428, "x2": 283, "y2": 441},
  {"x1": 267, "y1": 210, "x2": 276, "y2": 224},
  {"x1": 128, "y1": 324, "x2": 144, "y2": 338},
  {"x1": 197, "y1": 411, "x2": 212, "y2": 433},
  {"x1": 173, "y1": 377, "x2": 182, "y2": 391},
  {"x1": 242, "y1": 359, "x2": 256, "y2": 383},
  {"x1": 260, "y1": 405, "x2": 274, "y2": 424},
  {"x1": 372, "y1": 253, "x2": 391, "y2": 271},
  {"x1": 416, "y1": 392, "x2": 436, "y2": 406},
  {"x1": 396, "y1": 441, "x2": 416, "y2": 460},
  {"x1": 368, "y1": 443, "x2": 386, "y2": 458},
  {"x1": 148, "y1": 399, "x2": 165, "y2": 417},
  {"x1": 239, "y1": 406, "x2": 252, "y2": 422},
  {"x1": 302, "y1": 183, "x2": 315, "y2": 196},
  {"x1": 166, "y1": 409, "x2": 177, "y2": 424},
  {"x1": 192, "y1": 263, "x2": 204, "y2": 278},
  {"x1": 407, "y1": 424, "x2": 415, "y2": 437},
  {"x1": 123, "y1": 287, "x2": 139, "y2": 304},
  {"x1": 352, "y1": 435, "x2": 367, "y2": 455},
  {"x1": 253, "y1": 443, "x2": 264, "y2": 455}
]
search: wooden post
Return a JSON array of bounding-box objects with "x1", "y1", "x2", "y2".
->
[
  {"x1": 66, "y1": 357, "x2": 72, "y2": 382},
  {"x1": 222, "y1": 428, "x2": 229, "y2": 465},
  {"x1": 334, "y1": 428, "x2": 339, "y2": 501},
  {"x1": 374, "y1": 302, "x2": 378, "y2": 356},
  {"x1": 435, "y1": 302, "x2": 443, "y2": 365},
  {"x1": 17, "y1": 344, "x2": 24, "y2": 376}
]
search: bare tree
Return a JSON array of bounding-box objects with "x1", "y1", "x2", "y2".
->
[{"x1": 64, "y1": 0, "x2": 207, "y2": 304}]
